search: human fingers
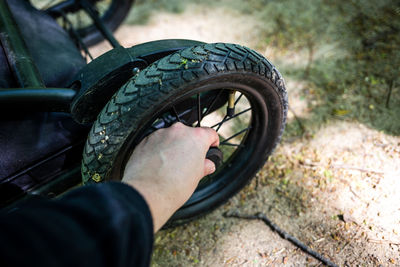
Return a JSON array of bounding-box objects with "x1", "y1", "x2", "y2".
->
[
  {"x1": 169, "y1": 122, "x2": 219, "y2": 148},
  {"x1": 196, "y1": 127, "x2": 219, "y2": 177},
  {"x1": 202, "y1": 127, "x2": 220, "y2": 147},
  {"x1": 193, "y1": 126, "x2": 219, "y2": 150},
  {"x1": 204, "y1": 159, "x2": 216, "y2": 176}
]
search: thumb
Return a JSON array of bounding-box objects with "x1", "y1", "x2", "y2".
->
[{"x1": 203, "y1": 159, "x2": 216, "y2": 177}]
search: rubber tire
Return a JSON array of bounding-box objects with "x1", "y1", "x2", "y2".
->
[{"x1": 82, "y1": 43, "x2": 288, "y2": 226}]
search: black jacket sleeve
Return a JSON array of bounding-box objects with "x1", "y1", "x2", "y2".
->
[{"x1": 0, "y1": 182, "x2": 154, "y2": 267}]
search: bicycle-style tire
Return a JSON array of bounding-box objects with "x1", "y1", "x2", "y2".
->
[{"x1": 82, "y1": 43, "x2": 288, "y2": 225}]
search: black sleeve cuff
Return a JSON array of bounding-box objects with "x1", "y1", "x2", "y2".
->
[{"x1": 0, "y1": 181, "x2": 154, "y2": 267}]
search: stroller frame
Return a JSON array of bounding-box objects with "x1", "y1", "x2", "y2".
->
[{"x1": 0, "y1": 0, "x2": 202, "y2": 205}]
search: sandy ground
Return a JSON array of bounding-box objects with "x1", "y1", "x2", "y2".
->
[
  {"x1": 89, "y1": 5, "x2": 263, "y2": 58},
  {"x1": 90, "y1": 4, "x2": 400, "y2": 266}
]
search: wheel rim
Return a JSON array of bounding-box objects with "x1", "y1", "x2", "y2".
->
[{"x1": 121, "y1": 80, "x2": 269, "y2": 209}]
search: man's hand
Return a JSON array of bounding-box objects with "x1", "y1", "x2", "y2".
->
[{"x1": 122, "y1": 122, "x2": 219, "y2": 232}]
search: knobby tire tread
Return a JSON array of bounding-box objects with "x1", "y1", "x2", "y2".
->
[{"x1": 82, "y1": 43, "x2": 288, "y2": 205}]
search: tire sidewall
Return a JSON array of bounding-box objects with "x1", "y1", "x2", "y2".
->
[{"x1": 109, "y1": 72, "x2": 285, "y2": 223}]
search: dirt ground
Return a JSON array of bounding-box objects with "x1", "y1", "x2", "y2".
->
[{"x1": 91, "y1": 4, "x2": 400, "y2": 266}]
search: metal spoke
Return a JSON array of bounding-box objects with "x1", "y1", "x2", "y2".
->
[
  {"x1": 171, "y1": 106, "x2": 181, "y2": 123},
  {"x1": 202, "y1": 90, "x2": 224, "y2": 118},
  {"x1": 93, "y1": 2, "x2": 100, "y2": 13},
  {"x1": 60, "y1": 11, "x2": 93, "y2": 60},
  {"x1": 220, "y1": 142, "x2": 244, "y2": 147},
  {"x1": 215, "y1": 115, "x2": 228, "y2": 132},
  {"x1": 213, "y1": 93, "x2": 246, "y2": 132},
  {"x1": 235, "y1": 93, "x2": 243, "y2": 105},
  {"x1": 78, "y1": 7, "x2": 82, "y2": 29},
  {"x1": 220, "y1": 127, "x2": 251, "y2": 144},
  {"x1": 211, "y1": 107, "x2": 251, "y2": 129},
  {"x1": 196, "y1": 93, "x2": 201, "y2": 127},
  {"x1": 161, "y1": 115, "x2": 170, "y2": 127}
]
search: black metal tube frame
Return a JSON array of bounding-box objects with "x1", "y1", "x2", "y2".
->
[
  {"x1": 46, "y1": 0, "x2": 121, "y2": 48},
  {"x1": 0, "y1": 88, "x2": 76, "y2": 112},
  {"x1": 0, "y1": 0, "x2": 121, "y2": 112},
  {"x1": 79, "y1": 0, "x2": 121, "y2": 48},
  {"x1": 0, "y1": 0, "x2": 45, "y2": 88}
]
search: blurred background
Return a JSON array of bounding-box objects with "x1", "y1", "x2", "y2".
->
[{"x1": 88, "y1": 0, "x2": 400, "y2": 266}]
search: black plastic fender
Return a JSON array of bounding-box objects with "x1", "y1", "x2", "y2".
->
[{"x1": 70, "y1": 39, "x2": 205, "y2": 124}]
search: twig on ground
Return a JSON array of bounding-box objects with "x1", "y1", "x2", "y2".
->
[
  {"x1": 368, "y1": 239, "x2": 400, "y2": 246},
  {"x1": 348, "y1": 186, "x2": 363, "y2": 200},
  {"x1": 223, "y1": 211, "x2": 338, "y2": 267},
  {"x1": 331, "y1": 164, "x2": 385, "y2": 175},
  {"x1": 385, "y1": 80, "x2": 394, "y2": 108},
  {"x1": 289, "y1": 106, "x2": 306, "y2": 134},
  {"x1": 338, "y1": 227, "x2": 361, "y2": 254},
  {"x1": 275, "y1": 248, "x2": 285, "y2": 255},
  {"x1": 300, "y1": 161, "x2": 385, "y2": 175}
]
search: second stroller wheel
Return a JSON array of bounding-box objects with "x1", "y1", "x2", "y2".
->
[{"x1": 41, "y1": 0, "x2": 134, "y2": 46}]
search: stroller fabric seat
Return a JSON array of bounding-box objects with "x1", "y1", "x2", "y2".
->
[
  {"x1": 0, "y1": 0, "x2": 86, "y2": 88},
  {"x1": 0, "y1": 0, "x2": 89, "y2": 203}
]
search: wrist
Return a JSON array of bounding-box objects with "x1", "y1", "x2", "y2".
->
[{"x1": 124, "y1": 180, "x2": 173, "y2": 232}]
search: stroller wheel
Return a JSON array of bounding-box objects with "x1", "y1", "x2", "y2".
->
[
  {"x1": 37, "y1": 0, "x2": 134, "y2": 46},
  {"x1": 82, "y1": 43, "x2": 288, "y2": 226}
]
